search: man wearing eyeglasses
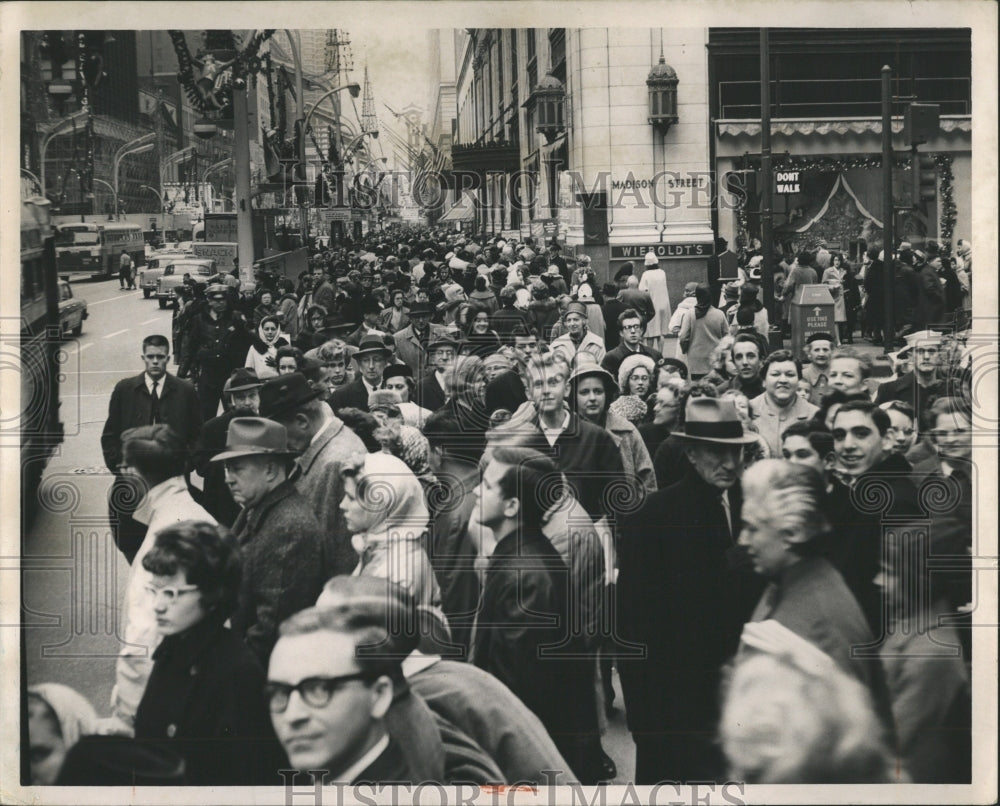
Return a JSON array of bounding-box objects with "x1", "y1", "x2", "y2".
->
[
  {"x1": 874, "y1": 329, "x2": 947, "y2": 424},
  {"x1": 266, "y1": 606, "x2": 416, "y2": 784},
  {"x1": 600, "y1": 308, "x2": 662, "y2": 378}
]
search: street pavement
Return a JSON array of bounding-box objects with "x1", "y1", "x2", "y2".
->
[{"x1": 19, "y1": 277, "x2": 639, "y2": 782}]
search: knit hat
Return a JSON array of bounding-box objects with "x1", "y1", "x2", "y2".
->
[
  {"x1": 609, "y1": 394, "x2": 648, "y2": 424},
  {"x1": 617, "y1": 353, "x2": 656, "y2": 392}
]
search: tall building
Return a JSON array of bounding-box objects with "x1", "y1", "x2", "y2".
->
[{"x1": 452, "y1": 27, "x2": 972, "y2": 307}]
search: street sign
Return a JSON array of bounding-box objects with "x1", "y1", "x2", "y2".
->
[
  {"x1": 322, "y1": 208, "x2": 351, "y2": 222},
  {"x1": 204, "y1": 213, "x2": 237, "y2": 243},
  {"x1": 611, "y1": 242, "x2": 712, "y2": 260},
  {"x1": 192, "y1": 242, "x2": 238, "y2": 274},
  {"x1": 775, "y1": 170, "x2": 801, "y2": 194},
  {"x1": 790, "y1": 284, "x2": 837, "y2": 360}
]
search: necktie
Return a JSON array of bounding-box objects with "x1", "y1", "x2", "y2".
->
[
  {"x1": 720, "y1": 490, "x2": 733, "y2": 540},
  {"x1": 150, "y1": 379, "x2": 160, "y2": 424}
]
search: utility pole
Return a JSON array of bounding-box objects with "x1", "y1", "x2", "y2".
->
[
  {"x1": 759, "y1": 28, "x2": 778, "y2": 347},
  {"x1": 880, "y1": 66, "x2": 895, "y2": 353}
]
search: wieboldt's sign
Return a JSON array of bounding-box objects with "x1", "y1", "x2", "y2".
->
[{"x1": 611, "y1": 243, "x2": 712, "y2": 260}]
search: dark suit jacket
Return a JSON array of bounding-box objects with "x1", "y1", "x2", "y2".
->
[
  {"x1": 415, "y1": 371, "x2": 448, "y2": 413},
  {"x1": 617, "y1": 473, "x2": 763, "y2": 741},
  {"x1": 873, "y1": 372, "x2": 945, "y2": 425},
  {"x1": 328, "y1": 376, "x2": 374, "y2": 413},
  {"x1": 601, "y1": 342, "x2": 663, "y2": 378},
  {"x1": 101, "y1": 372, "x2": 202, "y2": 472}
]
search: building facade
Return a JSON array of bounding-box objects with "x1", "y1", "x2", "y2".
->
[{"x1": 452, "y1": 27, "x2": 972, "y2": 308}]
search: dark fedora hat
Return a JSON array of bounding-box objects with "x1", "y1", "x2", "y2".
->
[
  {"x1": 408, "y1": 301, "x2": 434, "y2": 317},
  {"x1": 223, "y1": 367, "x2": 264, "y2": 394},
  {"x1": 56, "y1": 736, "x2": 186, "y2": 785},
  {"x1": 258, "y1": 373, "x2": 323, "y2": 420},
  {"x1": 426, "y1": 334, "x2": 460, "y2": 353},
  {"x1": 210, "y1": 417, "x2": 298, "y2": 462},
  {"x1": 354, "y1": 335, "x2": 394, "y2": 359},
  {"x1": 382, "y1": 363, "x2": 414, "y2": 382},
  {"x1": 673, "y1": 397, "x2": 758, "y2": 445}
]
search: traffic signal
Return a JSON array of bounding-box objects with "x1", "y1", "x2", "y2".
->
[{"x1": 912, "y1": 154, "x2": 936, "y2": 207}]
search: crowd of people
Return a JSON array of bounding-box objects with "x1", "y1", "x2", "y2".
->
[{"x1": 28, "y1": 226, "x2": 975, "y2": 788}]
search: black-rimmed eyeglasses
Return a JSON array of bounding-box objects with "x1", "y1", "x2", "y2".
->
[{"x1": 264, "y1": 673, "x2": 374, "y2": 713}]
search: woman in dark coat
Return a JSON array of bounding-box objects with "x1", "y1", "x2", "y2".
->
[{"x1": 133, "y1": 521, "x2": 285, "y2": 785}]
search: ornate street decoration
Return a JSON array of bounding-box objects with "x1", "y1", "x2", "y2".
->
[{"x1": 169, "y1": 29, "x2": 275, "y2": 116}]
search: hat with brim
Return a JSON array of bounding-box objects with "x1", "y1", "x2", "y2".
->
[
  {"x1": 564, "y1": 301, "x2": 588, "y2": 319},
  {"x1": 210, "y1": 417, "x2": 298, "y2": 462},
  {"x1": 673, "y1": 397, "x2": 759, "y2": 445},
  {"x1": 568, "y1": 363, "x2": 619, "y2": 398},
  {"x1": 903, "y1": 329, "x2": 944, "y2": 348},
  {"x1": 426, "y1": 335, "x2": 460, "y2": 353},
  {"x1": 223, "y1": 368, "x2": 264, "y2": 394},
  {"x1": 408, "y1": 301, "x2": 434, "y2": 317},
  {"x1": 354, "y1": 336, "x2": 394, "y2": 360},
  {"x1": 206, "y1": 283, "x2": 228, "y2": 298},
  {"x1": 258, "y1": 373, "x2": 323, "y2": 420}
]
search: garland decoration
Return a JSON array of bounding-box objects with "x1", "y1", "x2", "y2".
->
[{"x1": 933, "y1": 154, "x2": 956, "y2": 254}]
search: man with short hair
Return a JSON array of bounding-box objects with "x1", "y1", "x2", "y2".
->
[
  {"x1": 828, "y1": 399, "x2": 920, "y2": 631},
  {"x1": 215, "y1": 418, "x2": 326, "y2": 662},
  {"x1": 521, "y1": 352, "x2": 624, "y2": 523},
  {"x1": 601, "y1": 308, "x2": 663, "y2": 377},
  {"x1": 266, "y1": 606, "x2": 415, "y2": 783},
  {"x1": 102, "y1": 334, "x2": 202, "y2": 561},
  {"x1": 260, "y1": 373, "x2": 367, "y2": 578},
  {"x1": 618, "y1": 397, "x2": 764, "y2": 783},
  {"x1": 874, "y1": 329, "x2": 947, "y2": 424},
  {"x1": 749, "y1": 350, "x2": 819, "y2": 456},
  {"x1": 549, "y1": 302, "x2": 606, "y2": 365},
  {"x1": 802, "y1": 332, "x2": 835, "y2": 405},
  {"x1": 728, "y1": 334, "x2": 765, "y2": 399},
  {"x1": 311, "y1": 263, "x2": 336, "y2": 313},
  {"x1": 473, "y1": 447, "x2": 606, "y2": 783}
]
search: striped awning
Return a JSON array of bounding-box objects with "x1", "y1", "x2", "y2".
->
[
  {"x1": 439, "y1": 190, "x2": 476, "y2": 223},
  {"x1": 717, "y1": 115, "x2": 971, "y2": 138}
]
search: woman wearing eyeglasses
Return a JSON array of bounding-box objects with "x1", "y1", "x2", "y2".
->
[{"x1": 133, "y1": 521, "x2": 285, "y2": 785}]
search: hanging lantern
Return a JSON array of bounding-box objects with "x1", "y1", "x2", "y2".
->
[
  {"x1": 647, "y1": 56, "x2": 678, "y2": 132},
  {"x1": 533, "y1": 72, "x2": 566, "y2": 144}
]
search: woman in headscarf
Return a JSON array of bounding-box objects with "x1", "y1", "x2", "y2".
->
[
  {"x1": 677, "y1": 283, "x2": 728, "y2": 380},
  {"x1": 340, "y1": 452, "x2": 441, "y2": 611},
  {"x1": 27, "y1": 683, "x2": 98, "y2": 785},
  {"x1": 244, "y1": 315, "x2": 288, "y2": 379},
  {"x1": 568, "y1": 361, "x2": 656, "y2": 494}
]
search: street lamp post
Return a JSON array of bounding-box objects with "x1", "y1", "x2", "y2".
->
[
  {"x1": 39, "y1": 110, "x2": 89, "y2": 198},
  {"x1": 139, "y1": 184, "x2": 164, "y2": 232},
  {"x1": 201, "y1": 158, "x2": 234, "y2": 216},
  {"x1": 301, "y1": 81, "x2": 361, "y2": 245},
  {"x1": 112, "y1": 133, "x2": 157, "y2": 220},
  {"x1": 92, "y1": 177, "x2": 115, "y2": 217}
]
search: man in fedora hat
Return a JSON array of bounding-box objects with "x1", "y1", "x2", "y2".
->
[
  {"x1": 329, "y1": 336, "x2": 394, "y2": 413},
  {"x1": 415, "y1": 334, "x2": 459, "y2": 412},
  {"x1": 192, "y1": 368, "x2": 265, "y2": 527},
  {"x1": 393, "y1": 301, "x2": 451, "y2": 377},
  {"x1": 617, "y1": 396, "x2": 765, "y2": 784},
  {"x1": 212, "y1": 417, "x2": 326, "y2": 662},
  {"x1": 260, "y1": 373, "x2": 366, "y2": 578}
]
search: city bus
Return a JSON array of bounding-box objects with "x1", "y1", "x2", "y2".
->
[
  {"x1": 18, "y1": 198, "x2": 64, "y2": 527},
  {"x1": 55, "y1": 221, "x2": 146, "y2": 278}
]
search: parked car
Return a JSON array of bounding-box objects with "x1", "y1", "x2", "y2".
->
[
  {"x1": 156, "y1": 258, "x2": 217, "y2": 308},
  {"x1": 139, "y1": 250, "x2": 189, "y2": 298},
  {"x1": 58, "y1": 278, "x2": 88, "y2": 336}
]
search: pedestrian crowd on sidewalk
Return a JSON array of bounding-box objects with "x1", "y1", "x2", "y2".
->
[{"x1": 27, "y1": 225, "x2": 975, "y2": 789}]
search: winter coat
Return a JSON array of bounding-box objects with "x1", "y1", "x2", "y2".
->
[
  {"x1": 134, "y1": 617, "x2": 285, "y2": 785},
  {"x1": 678, "y1": 306, "x2": 728, "y2": 376},
  {"x1": 229, "y1": 480, "x2": 327, "y2": 662},
  {"x1": 637, "y1": 268, "x2": 672, "y2": 338}
]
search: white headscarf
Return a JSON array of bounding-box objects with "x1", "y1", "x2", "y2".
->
[{"x1": 28, "y1": 683, "x2": 98, "y2": 748}]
